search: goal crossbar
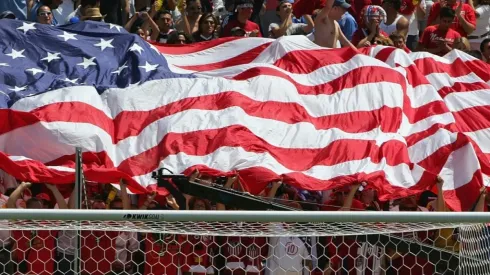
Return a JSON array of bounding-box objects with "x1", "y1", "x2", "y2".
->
[{"x1": 0, "y1": 209, "x2": 489, "y2": 223}]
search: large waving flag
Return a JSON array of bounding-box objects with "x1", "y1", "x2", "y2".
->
[{"x1": 0, "y1": 20, "x2": 489, "y2": 211}]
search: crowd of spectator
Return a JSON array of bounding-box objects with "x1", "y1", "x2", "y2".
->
[
  {"x1": 1, "y1": 0, "x2": 490, "y2": 274},
  {"x1": 0, "y1": 0, "x2": 489, "y2": 61}
]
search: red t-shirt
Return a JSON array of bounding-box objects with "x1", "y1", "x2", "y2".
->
[
  {"x1": 351, "y1": 28, "x2": 390, "y2": 47},
  {"x1": 144, "y1": 234, "x2": 184, "y2": 275},
  {"x1": 220, "y1": 18, "x2": 262, "y2": 37},
  {"x1": 13, "y1": 230, "x2": 57, "y2": 275},
  {"x1": 427, "y1": 2, "x2": 476, "y2": 37},
  {"x1": 419, "y1": 25, "x2": 461, "y2": 56},
  {"x1": 81, "y1": 230, "x2": 119, "y2": 275}
]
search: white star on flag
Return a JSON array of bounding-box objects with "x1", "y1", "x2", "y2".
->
[
  {"x1": 26, "y1": 68, "x2": 45, "y2": 76},
  {"x1": 139, "y1": 61, "x2": 158, "y2": 73},
  {"x1": 9, "y1": 86, "x2": 27, "y2": 92},
  {"x1": 0, "y1": 63, "x2": 8, "y2": 67},
  {"x1": 58, "y1": 31, "x2": 77, "y2": 41},
  {"x1": 129, "y1": 43, "x2": 144, "y2": 55},
  {"x1": 94, "y1": 38, "x2": 115, "y2": 51},
  {"x1": 17, "y1": 22, "x2": 36, "y2": 34},
  {"x1": 63, "y1": 78, "x2": 79, "y2": 84},
  {"x1": 111, "y1": 62, "x2": 128, "y2": 75},
  {"x1": 41, "y1": 52, "x2": 61, "y2": 63},
  {"x1": 109, "y1": 23, "x2": 123, "y2": 32},
  {"x1": 77, "y1": 57, "x2": 97, "y2": 69},
  {"x1": 6, "y1": 49, "x2": 26, "y2": 60}
]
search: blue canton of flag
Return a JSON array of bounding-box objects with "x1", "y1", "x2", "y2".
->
[{"x1": 0, "y1": 20, "x2": 191, "y2": 108}]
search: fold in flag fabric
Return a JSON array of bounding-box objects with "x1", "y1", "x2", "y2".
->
[{"x1": 1, "y1": 21, "x2": 489, "y2": 211}]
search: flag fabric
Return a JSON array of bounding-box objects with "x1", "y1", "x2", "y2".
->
[{"x1": 1, "y1": 21, "x2": 489, "y2": 211}]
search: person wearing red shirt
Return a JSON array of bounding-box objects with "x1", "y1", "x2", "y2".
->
[
  {"x1": 351, "y1": 5, "x2": 393, "y2": 47},
  {"x1": 427, "y1": 0, "x2": 476, "y2": 37},
  {"x1": 418, "y1": 7, "x2": 462, "y2": 55},
  {"x1": 221, "y1": 0, "x2": 262, "y2": 37},
  {"x1": 7, "y1": 182, "x2": 67, "y2": 275}
]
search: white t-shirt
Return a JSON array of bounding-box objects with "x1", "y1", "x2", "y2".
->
[
  {"x1": 266, "y1": 236, "x2": 311, "y2": 275},
  {"x1": 406, "y1": 0, "x2": 426, "y2": 36},
  {"x1": 472, "y1": 5, "x2": 490, "y2": 42}
]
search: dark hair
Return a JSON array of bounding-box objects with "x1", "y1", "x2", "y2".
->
[
  {"x1": 155, "y1": 9, "x2": 172, "y2": 20},
  {"x1": 389, "y1": 32, "x2": 405, "y2": 41},
  {"x1": 480, "y1": 38, "x2": 490, "y2": 52},
  {"x1": 384, "y1": 0, "x2": 402, "y2": 11},
  {"x1": 166, "y1": 31, "x2": 193, "y2": 44},
  {"x1": 37, "y1": 5, "x2": 51, "y2": 15},
  {"x1": 189, "y1": 197, "x2": 211, "y2": 210},
  {"x1": 468, "y1": 50, "x2": 483, "y2": 60},
  {"x1": 109, "y1": 197, "x2": 123, "y2": 208},
  {"x1": 26, "y1": 197, "x2": 43, "y2": 209},
  {"x1": 197, "y1": 13, "x2": 219, "y2": 34},
  {"x1": 440, "y1": 6, "x2": 456, "y2": 19},
  {"x1": 81, "y1": 0, "x2": 99, "y2": 7}
]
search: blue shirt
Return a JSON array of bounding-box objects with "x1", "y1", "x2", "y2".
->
[
  {"x1": 28, "y1": 2, "x2": 59, "y2": 25},
  {"x1": 337, "y1": 11, "x2": 357, "y2": 42},
  {"x1": 0, "y1": 0, "x2": 27, "y2": 20}
]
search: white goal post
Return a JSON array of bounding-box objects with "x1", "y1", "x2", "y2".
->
[{"x1": 0, "y1": 209, "x2": 489, "y2": 275}]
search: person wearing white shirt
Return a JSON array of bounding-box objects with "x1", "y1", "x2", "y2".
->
[
  {"x1": 266, "y1": 234, "x2": 312, "y2": 275},
  {"x1": 469, "y1": 0, "x2": 490, "y2": 50}
]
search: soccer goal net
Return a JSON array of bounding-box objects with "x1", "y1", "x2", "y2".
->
[{"x1": 0, "y1": 210, "x2": 489, "y2": 275}]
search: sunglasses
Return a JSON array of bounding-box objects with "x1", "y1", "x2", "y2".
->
[{"x1": 38, "y1": 11, "x2": 52, "y2": 17}]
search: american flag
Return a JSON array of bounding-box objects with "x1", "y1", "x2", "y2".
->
[{"x1": 0, "y1": 20, "x2": 489, "y2": 211}]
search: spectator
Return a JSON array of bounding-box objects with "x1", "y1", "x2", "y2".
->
[
  {"x1": 151, "y1": 10, "x2": 175, "y2": 43},
  {"x1": 28, "y1": 0, "x2": 63, "y2": 25},
  {"x1": 337, "y1": 1, "x2": 358, "y2": 41},
  {"x1": 0, "y1": 0, "x2": 26, "y2": 20},
  {"x1": 268, "y1": 0, "x2": 313, "y2": 38},
  {"x1": 167, "y1": 30, "x2": 194, "y2": 43},
  {"x1": 220, "y1": 0, "x2": 262, "y2": 37},
  {"x1": 308, "y1": 0, "x2": 356, "y2": 49},
  {"x1": 7, "y1": 182, "x2": 67, "y2": 275},
  {"x1": 399, "y1": 0, "x2": 426, "y2": 50},
  {"x1": 417, "y1": 6, "x2": 462, "y2": 55},
  {"x1": 193, "y1": 13, "x2": 219, "y2": 41},
  {"x1": 468, "y1": 0, "x2": 490, "y2": 50},
  {"x1": 380, "y1": 0, "x2": 409, "y2": 36},
  {"x1": 0, "y1": 11, "x2": 16, "y2": 20},
  {"x1": 37, "y1": 5, "x2": 56, "y2": 25},
  {"x1": 427, "y1": 0, "x2": 476, "y2": 37},
  {"x1": 352, "y1": 5, "x2": 392, "y2": 47},
  {"x1": 481, "y1": 37, "x2": 490, "y2": 62},
  {"x1": 176, "y1": 0, "x2": 203, "y2": 34},
  {"x1": 260, "y1": 0, "x2": 280, "y2": 36},
  {"x1": 126, "y1": 10, "x2": 159, "y2": 40},
  {"x1": 390, "y1": 31, "x2": 411, "y2": 52}
]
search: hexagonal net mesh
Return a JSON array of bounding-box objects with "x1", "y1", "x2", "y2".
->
[{"x1": 0, "y1": 216, "x2": 488, "y2": 275}]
